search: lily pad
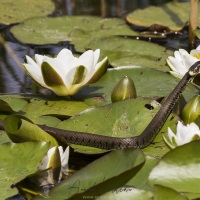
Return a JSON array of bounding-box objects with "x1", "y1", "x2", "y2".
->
[
  {"x1": 35, "y1": 148, "x2": 145, "y2": 199},
  {"x1": 126, "y1": 156, "x2": 159, "y2": 190},
  {"x1": 98, "y1": 187, "x2": 153, "y2": 200},
  {"x1": 126, "y1": 2, "x2": 199, "y2": 31},
  {"x1": 149, "y1": 141, "x2": 200, "y2": 194},
  {"x1": 10, "y1": 16, "x2": 138, "y2": 50},
  {"x1": 0, "y1": 95, "x2": 27, "y2": 113},
  {"x1": 57, "y1": 97, "x2": 176, "y2": 155},
  {"x1": 3, "y1": 115, "x2": 58, "y2": 147},
  {"x1": 78, "y1": 67, "x2": 197, "y2": 105},
  {"x1": 0, "y1": 0, "x2": 55, "y2": 25},
  {"x1": 154, "y1": 185, "x2": 188, "y2": 200},
  {"x1": 22, "y1": 98, "x2": 90, "y2": 122},
  {"x1": 0, "y1": 141, "x2": 49, "y2": 199},
  {"x1": 87, "y1": 37, "x2": 173, "y2": 70}
]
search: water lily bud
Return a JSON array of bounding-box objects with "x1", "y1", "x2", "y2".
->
[
  {"x1": 182, "y1": 95, "x2": 200, "y2": 124},
  {"x1": 111, "y1": 76, "x2": 137, "y2": 102}
]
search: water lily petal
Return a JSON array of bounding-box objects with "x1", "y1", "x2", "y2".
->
[
  {"x1": 66, "y1": 65, "x2": 88, "y2": 85},
  {"x1": 57, "y1": 48, "x2": 78, "y2": 69},
  {"x1": 22, "y1": 62, "x2": 46, "y2": 87},
  {"x1": 78, "y1": 50, "x2": 94, "y2": 71},
  {"x1": 167, "y1": 127, "x2": 176, "y2": 143},
  {"x1": 41, "y1": 61, "x2": 65, "y2": 86},
  {"x1": 181, "y1": 54, "x2": 198, "y2": 70},
  {"x1": 35, "y1": 54, "x2": 45, "y2": 66},
  {"x1": 59, "y1": 146, "x2": 69, "y2": 175},
  {"x1": 93, "y1": 49, "x2": 100, "y2": 67},
  {"x1": 87, "y1": 57, "x2": 108, "y2": 83},
  {"x1": 167, "y1": 57, "x2": 186, "y2": 74},
  {"x1": 195, "y1": 45, "x2": 200, "y2": 50},
  {"x1": 169, "y1": 71, "x2": 183, "y2": 79}
]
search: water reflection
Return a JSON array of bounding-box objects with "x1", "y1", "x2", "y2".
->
[{"x1": 53, "y1": 0, "x2": 150, "y2": 17}]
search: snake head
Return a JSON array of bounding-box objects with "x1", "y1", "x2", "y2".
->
[{"x1": 189, "y1": 61, "x2": 200, "y2": 76}]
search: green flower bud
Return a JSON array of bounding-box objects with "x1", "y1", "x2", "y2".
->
[
  {"x1": 182, "y1": 95, "x2": 200, "y2": 124},
  {"x1": 111, "y1": 76, "x2": 137, "y2": 102}
]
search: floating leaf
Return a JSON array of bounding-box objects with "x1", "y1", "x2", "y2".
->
[
  {"x1": 0, "y1": 0, "x2": 55, "y2": 25},
  {"x1": 10, "y1": 16, "x2": 138, "y2": 50},
  {"x1": 87, "y1": 37, "x2": 173, "y2": 70},
  {"x1": 98, "y1": 187, "x2": 153, "y2": 200},
  {"x1": 22, "y1": 98, "x2": 90, "y2": 122},
  {"x1": 3, "y1": 115, "x2": 58, "y2": 147},
  {"x1": 154, "y1": 185, "x2": 188, "y2": 200},
  {"x1": 0, "y1": 141, "x2": 49, "y2": 199},
  {"x1": 57, "y1": 97, "x2": 176, "y2": 155},
  {"x1": 78, "y1": 67, "x2": 197, "y2": 105},
  {"x1": 126, "y1": 156, "x2": 158, "y2": 190},
  {"x1": 0, "y1": 130, "x2": 11, "y2": 144},
  {"x1": 35, "y1": 148, "x2": 145, "y2": 200},
  {"x1": 149, "y1": 141, "x2": 200, "y2": 194},
  {"x1": 0, "y1": 95, "x2": 27, "y2": 113},
  {"x1": 126, "y1": 2, "x2": 199, "y2": 31}
]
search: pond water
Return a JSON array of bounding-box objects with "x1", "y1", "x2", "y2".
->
[
  {"x1": 1, "y1": 1, "x2": 199, "y2": 200},
  {"x1": 0, "y1": 0, "x2": 187, "y2": 95}
]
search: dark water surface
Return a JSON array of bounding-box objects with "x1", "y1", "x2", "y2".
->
[{"x1": 0, "y1": 0, "x2": 186, "y2": 95}]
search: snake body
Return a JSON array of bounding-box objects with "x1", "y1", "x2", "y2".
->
[{"x1": 0, "y1": 61, "x2": 200, "y2": 149}]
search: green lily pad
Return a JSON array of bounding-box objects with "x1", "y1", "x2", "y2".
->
[
  {"x1": 0, "y1": 95, "x2": 28, "y2": 113},
  {"x1": 3, "y1": 115, "x2": 58, "y2": 147},
  {"x1": 56, "y1": 97, "x2": 176, "y2": 155},
  {"x1": 0, "y1": 0, "x2": 55, "y2": 25},
  {"x1": 22, "y1": 98, "x2": 90, "y2": 122},
  {"x1": 0, "y1": 130, "x2": 11, "y2": 144},
  {"x1": 87, "y1": 37, "x2": 173, "y2": 70},
  {"x1": 10, "y1": 16, "x2": 138, "y2": 50},
  {"x1": 0, "y1": 141, "x2": 49, "y2": 199},
  {"x1": 149, "y1": 141, "x2": 200, "y2": 194},
  {"x1": 126, "y1": 156, "x2": 159, "y2": 190},
  {"x1": 126, "y1": 2, "x2": 199, "y2": 31},
  {"x1": 78, "y1": 67, "x2": 197, "y2": 105},
  {"x1": 35, "y1": 148, "x2": 145, "y2": 200},
  {"x1": 154, "y1": 185, "x2": 188, "y2": 200},
  {"x1": 98, "y1": 187, "x2": 153, "y2": 200}
]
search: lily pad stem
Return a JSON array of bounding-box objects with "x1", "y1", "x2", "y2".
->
[{"x1": 189, "y1": 0, "x2": 198, "y2": 48}]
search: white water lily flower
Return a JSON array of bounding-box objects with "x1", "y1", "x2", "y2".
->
[
  {"x1": 39, "y1": 146, "x2": 69, "y2": 184},
  {"x1": 167, "y1": 45, "x2": 200, "y2": 78},
  {"x1": 163, "y1": 121, "x2": 200, "y2": 149},
  {"x1": 23, "y1": 49, "x2": 108, "y2": 96}
]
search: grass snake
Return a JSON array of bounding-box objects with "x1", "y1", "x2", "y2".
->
[{"x1": 0, "y1": 61, "x2": 200, "y2": 149}]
